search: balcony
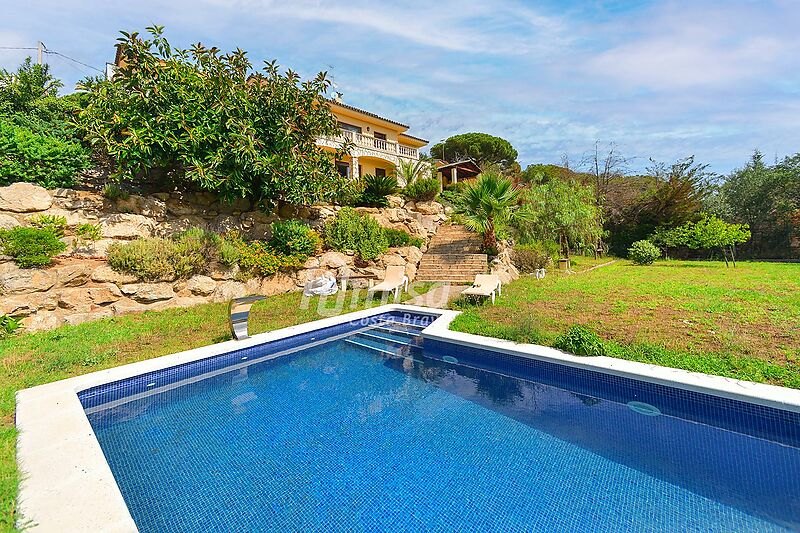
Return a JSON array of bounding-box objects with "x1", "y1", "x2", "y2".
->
[{"x1": 319, "y1": 130, "x2": 419, "y2": 161}]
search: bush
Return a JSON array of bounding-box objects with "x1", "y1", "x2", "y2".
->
[
  {"x1": 234, "y1": 239, "x2": 304, "y2": 277},
  {"x1": 383, "y1": 227, "x2": 424, "y2": 248},
  {"x1": 0, "y1": 314, "x2": 20, "y2": 338},
  {"x1": 74, "y1": 223, "x2": 103, "y2": 249},
  {"x1": 553, "y1": 325, "x2": 606, "y2": 356},
  {"x1": 28, "y1": 214, "x2": 67, "y2": 237},
  {"x1": 0, "y1": 120, "x2": 89, "y2": 188},
  {"x1": 103, "y1": 183, "x2": 130, "y2": 201},
  {"x1": 107, "y1": 238, "x2": 184, "y2": 280},
  {"x1": 0, "y1": 226, "x2": 66, "y2": 267},
  {"x1": 324, "y1": 207, "x2": 388, "y2": 260},
  {"x1": 358, "y1": 174, "x2": 399, "y2": 207},
  {"x1": 513, "y1": 243, "x2": 554, "y2": 272},
  {"x1": 403, "y1": 177, "x2": 439, "y2": 202},
  {"x1": 628, "y1": 240, "x2": 661, "y2": 265},
  {"x1": 269, "y1": 220, "x2": 321, "y2": 258}
]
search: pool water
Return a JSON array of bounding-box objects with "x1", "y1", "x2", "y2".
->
[{"x1": 83, "y1": 316, "x2": 800, "y2": 532}]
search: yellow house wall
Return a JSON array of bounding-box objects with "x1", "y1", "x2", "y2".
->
[{"x1": 331, "y1": 110, "x2": 401, "y2": 143}]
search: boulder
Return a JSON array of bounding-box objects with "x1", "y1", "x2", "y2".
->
[
  {"x1": 386, "y1": 195, "x2": 405, "y2": 208},
  {"x1": 0, "y1": 183, "x2": 53, "y2": 212},
  {"x1": 55, "y1": 263, "x2": 93, "y2": 287},
  {"x1": 0, "y1": 293, "x2": 58, "y2": 317},
  {"x1": 62, "y1": 310, "x2": 113, "y2": 327},
  {"x1": 115, "y1": 195, "x2": 167, "y2": 218},
  {"x1": 58, "y1": 286, "x2": 121, "y2": 311},
  {"x1": 397, "y1": 246, "x2": 424, "y2": 264},
  {"x1": 381, "y1": 253, "x2": 406, "y2": 266},
  {"x1": 20, "y1": 313, "x2": 61, "y2": 332},
  {"x1": 0, "y1": 264, "x2": 56, "y2": 294},
  {"x1": 209, "y1": 264, "x2": 240, "y2": 281},
  {"x1": 186, "y1": 275, "x2": 217, "y2": 296},
  {"x1": 120, "y1": 282, "x2": 175, "y2": 303},
  {"x1": 211, "y1": 280, "x2": 248, "y2": 302},
  {"x1": 91, "y1": 264, "x2": 138, "y2": 285},
  {"x1": 260, "y1": 273, "x2": 296, "y2": 296},
  {"x1": 318, "y1": 251, "x2": 350, "y2": 269},
  {"x1": 110, "y1": 298, "x2": 150, "y2": 315},
  {"x1": 100, "y1": 213, "x2": 157, "y2": 239},
  {"x1": 51, "y1": 189, "x2": 103, "y2": 210},
  {"x1": 413, "y1": 201, "x2": 444, "y2": 215},
  {"x1": 0, "y1": 214, "x2": 21, "y2": 230},
  {"x1": 166, "y1": 197, "x2": 197, "y2": 216},
  {"x1": 303, "y1": 256, "x2": 321, "y2": 269}
]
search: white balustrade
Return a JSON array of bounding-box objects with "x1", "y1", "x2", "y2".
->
[{"x1": 320, "y1": 130, "x2": 419, "y2": 160}]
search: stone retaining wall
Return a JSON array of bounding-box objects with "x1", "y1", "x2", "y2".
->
[{"x1": 0, "y1": 183, "x2": 448, "y2": 332}]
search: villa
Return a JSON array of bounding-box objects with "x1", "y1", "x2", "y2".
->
[{"x1": 317, "y1": 98, "x2": 428, "y2": 182}]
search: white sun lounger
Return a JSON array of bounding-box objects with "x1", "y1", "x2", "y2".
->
[
  {"x1": 369, "y1": 265, "x2": 409, "y2": 301},
  {"x1": 461, "y1": 274, "x2": 502, "y2": 304}
]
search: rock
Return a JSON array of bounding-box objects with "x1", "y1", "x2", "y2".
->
[
  {"x1": 211, "y1": 280, "x2": 248, "y2": 302},
  {"x1": 0, "y1": 183, "x2": 53, "y2": 212},
  {"x1": 88, "y1": 284, "x2": 123, "y2": 305},
  {"x1": 115, "y1": 195, "x2": 167, "y2": 218},
  {"x1": 211, "y1": 214, "x2": 241, "y2": 234},
  {"x1": 409, "y1": 212, "x2": 439, "y2": 234},
  {"x1": 260, "y1": 273, "x2": 296, "y2": 296},
  {"x1": 218, "y1": 197, "x2": 251, "y2": 214},
  {"x1": 382, "y1": 253, "x2": 406, "y2": 266},
  {"x1": 397, "y1": 246, "x2": 423, "y2": 264},
  {"x1": 318, "y1": 251, "x2": 350, "y2": 269},
  {"x1": 91, "y1": 264, "x2": 138, "y2": 285},
  {"x1": 51, "y1": 190, "x2": 102, "y2": 210},
  {"x1": 386, "y1": 195, "x2": 405, "y2": 208},
  {"x1": 57, "y1": 286, "x2": 121, "y2": 311},
  {"x1": 166, "y1": 197, "x2": 198, "y2": 216},
  {"x1": 55, "y1": 263, "x2": 93, "y2": 287},
  {"x1": 156, "y1": 216, "x2": 207, "y2": 237},
  {"x1": 0, "y1": 214, "x2": 21, "y2": 230},
  {"x1": 303, "y1": 256, "x2": 321, "y2": 269},
  {"x1": 413, "y1": 201, "x2": 444, "y2": 215},
  {"x1": 100, "y1": 213, "x2": 157, "y2": 239},
  {"x1": 21, "y1": 313, "x2": 61, "y2": 332},
  {"x1": 110, "y1": 298, "x2": 150, "y2": 315},
  {"x1": 119, "y1": 282, "x2": 175, "y2": 303},
  {"x1": 0, "y1": 293, "x2": 58, "y2": 317},
  {"x1": 0, "y1": 263, "x2": 56, "y2": 294},
  {"x1": 186, "y1": 275, "x2": 217, "y2": 296},
  {"x1": 209, "y1": 264, "x2": 240, "y2": 280}
]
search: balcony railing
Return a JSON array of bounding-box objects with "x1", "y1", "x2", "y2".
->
[{"x1": 322, "y1": 130, "x2": 419, "y2": 160}]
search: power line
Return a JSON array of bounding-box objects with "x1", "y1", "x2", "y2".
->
[
  {"x1": 0, "y1": 43, "x2": 104, "y2": 73},
  {"x1": 0, "y1": 46, "x2": 38, "y2": 50}
]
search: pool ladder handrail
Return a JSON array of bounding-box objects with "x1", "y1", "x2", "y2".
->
[{"x1": 229, "y1": 295, "x2": 266, "y2": 340}]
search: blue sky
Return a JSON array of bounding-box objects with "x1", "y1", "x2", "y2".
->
[{"x1": 2, "y1": 0, "x2": 799, "y2": 174}]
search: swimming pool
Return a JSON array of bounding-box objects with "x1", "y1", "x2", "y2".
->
[{"x1": 71, "y1": 309, "x2": 800, "y2": 532}]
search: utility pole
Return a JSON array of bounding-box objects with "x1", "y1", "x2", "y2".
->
[{"x1": 37, "y1": 41, "x2": 44, "y2": 65}]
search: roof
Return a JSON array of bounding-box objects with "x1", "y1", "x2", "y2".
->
[
  {"x1": 436, "y1": 159, "x2": 481, "y2": 172},
  {"x1": 398, "y1": 132, "x2": 429, "y2": 144},
  {"x1": 328, "y1": 99, "x2": 409, "y2": 129}
]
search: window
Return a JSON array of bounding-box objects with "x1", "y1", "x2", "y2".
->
[
  {"x1": 338, "y1": 122, "x2": 362, "y2": 133},
  {"x1": 375, "y1": 168, "x2": 386, "y2": 177},
  {"x1": 336, "y1": 161, "x2": 350, "y2": 178},
  {"x1": 373, "y1": 132, "x2": 386, "y2": 140}
]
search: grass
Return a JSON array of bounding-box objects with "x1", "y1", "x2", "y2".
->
[
  {"x1": 450, "y1": 259, "x2": 800, "y2": 389},
  {"x1": 0, "y1": 284, "x2": 433, "y2": 531}
]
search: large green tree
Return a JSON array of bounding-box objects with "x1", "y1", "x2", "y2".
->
[
  {"x1": 76, "y1": 26, "x2": 347, "y2": 205},
  {"x1": 720, "y1": 151, "x2": 799, "y2": 258},
  {"x1": 431, "y1": 132, "x2": 518, "y2": 169},
  {"x1": 515, "y1": 179, "x2": 603, "y2": 258}
]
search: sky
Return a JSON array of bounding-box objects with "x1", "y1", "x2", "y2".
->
[{"x1": 2, "y1": 0, "x2": 799, "y2": 174}]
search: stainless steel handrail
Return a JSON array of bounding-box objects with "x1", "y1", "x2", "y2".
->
[{"x1": 229, "y1": 295, "x2": 266, "y2": 340}]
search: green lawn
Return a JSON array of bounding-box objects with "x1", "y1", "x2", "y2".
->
[
  {"x1": 450, "y1": 258, "x2": 800, "y2": 388},
  {"x1": 0, "y1": 285, "x2": 432, "y2": 531}
]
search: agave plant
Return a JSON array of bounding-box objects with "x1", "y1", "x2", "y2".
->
[{"x1": 455, "y1": 171, "x2": 521, "y2": 252}]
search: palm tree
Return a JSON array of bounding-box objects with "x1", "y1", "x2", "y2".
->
[
  {"x1": 393, "y1": 159, "x2": 428, "y2": 186},
  {"x1": 455, "y1": 171, "x2": 521, "y2": 251}
]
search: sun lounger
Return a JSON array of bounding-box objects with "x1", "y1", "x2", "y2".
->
[
  {"x1": 461, "y1": 274, "x2": 502, "y2": 304},
  {"x1": 369, "y1": 265, "x2": 409, "y2": 301}
]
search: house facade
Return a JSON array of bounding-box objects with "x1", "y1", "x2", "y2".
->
[{"x1": 317, "y1": 100, "x2": 428, "y2": 183}]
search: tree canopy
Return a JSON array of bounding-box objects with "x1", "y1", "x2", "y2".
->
[
  {"x1": 454, "y1": 170, "x2": 521, "y2": 251},
  {"x1": 76, "y1": 26, "x2": 347, "y2": 205},
  {"x1": 431, "y1": 132, "x2": 518, "y2": 169}
]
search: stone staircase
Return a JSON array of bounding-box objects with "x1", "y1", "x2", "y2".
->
[{"x1": 415, "y1": 225, "x2": 487, "y2": 283}]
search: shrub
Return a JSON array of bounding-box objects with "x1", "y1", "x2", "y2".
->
[
  {"x1": 628, "y1": 239, "x2": 661, "y2": 265},
  {"x1": 0, "y1": 120, "x2": 89, "y2": 188},
  {"x1": 383, "y1": 227, "x2": 424, "y2": 248},
  {"x1": 74, "y1": 223, "x2": 103, "y2": 249},
  {"x1": 403, "y1": 177, "x2": 439, "y2": 202},
  {"x1": 234, "y1": 240, "x2": 304, "y2": 277},
  {"x1": 0, "y1": 314, "x2": 20, "y2": 338},
  {"x1": 0, "y1": 226, "x2": 66, "y2": 267},
  {"x1": 107, "y1": 238, "x2": 182, "y2": 280},
  {"x1": 28, "y1": 214, "x2": 67, "y2": 237},
  {"x1": 324, "y1": 207, "x2": 388, "y2": 260},
  {"x1": 103, "y1": 183, "x2": 130, "y2": 201},
  {"x1": 513, "y1": 243, "x2": 554, "y2": 272},
  {"x1": 358, "y1": 174, "x2": 399, "y2": 207},
  {"x1": 553, "y1": 325, "x2": 606, "y2": 356},
  {"x1": 269, "y1": 220, "x2": 321, "y2": 258}
]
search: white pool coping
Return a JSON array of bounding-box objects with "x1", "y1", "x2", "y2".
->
[{"x1": 15, "y1": 304, "x2": 800, "y2": 531}]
